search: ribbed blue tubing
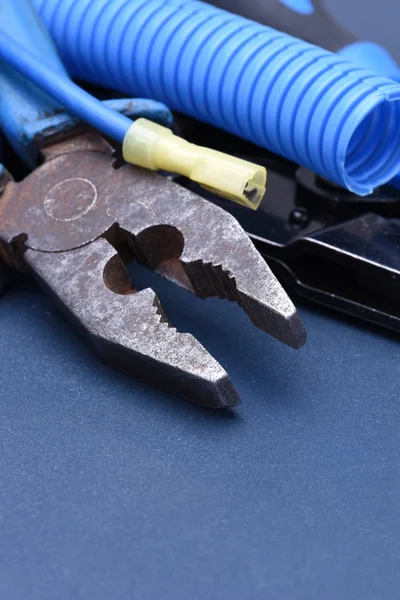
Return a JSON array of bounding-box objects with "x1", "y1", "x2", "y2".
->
[{"x1": 33, "y1": 0, "x2": 400, "y2": 195}]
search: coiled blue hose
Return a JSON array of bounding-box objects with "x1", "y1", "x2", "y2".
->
[{"x1": 33, "y1": 0, "x2": 400, "y2": 196}]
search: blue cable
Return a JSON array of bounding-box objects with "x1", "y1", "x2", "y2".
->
[{"x1": 0, "y1": 29, "x2": 132, "y2": 143}]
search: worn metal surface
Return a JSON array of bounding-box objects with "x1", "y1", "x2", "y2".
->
[
  {"x1": 25, "y1": 239, "x2": 240, "y2": 408},
  {"x1": 0, "y1": 134, "x2": 306, "y2": 407}
]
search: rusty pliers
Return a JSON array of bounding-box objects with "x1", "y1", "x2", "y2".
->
[
  {"x1": 0, "y1": 0, "x2": 306, "y2": 408},
  {"x1": 0, "y1": 127, "x2": 306, "y2": 407}
]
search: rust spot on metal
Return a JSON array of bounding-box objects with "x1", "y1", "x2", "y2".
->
[
  {"x1": 40, "y1": 131, "x2": 113, "y2": 161},
  {"x1": 0, "y1": 235, "x2": 28, "y2": 272},
  {"x1": 0, "y1": 168, "x2": 13, "y2": 195},
  {"x1": 103, "y1": 254, "x2": 135, "y2": 295}
]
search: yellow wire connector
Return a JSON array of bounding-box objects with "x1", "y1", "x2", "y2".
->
[{"x1": 122, "y1": 118, "x2": 266, "y2": 209}]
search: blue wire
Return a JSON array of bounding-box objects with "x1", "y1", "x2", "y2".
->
[{"x1": 0, "y1": 30, "x2": 132, "y2": 143}]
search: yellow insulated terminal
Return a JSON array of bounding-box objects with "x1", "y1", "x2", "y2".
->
[{"x1": 122, "y1": 118, "x2": 267, "y2": 209}]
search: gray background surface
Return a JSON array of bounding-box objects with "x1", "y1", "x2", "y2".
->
[{"x1": 1, "y1": 1, "x2": 400, "y2": 598}]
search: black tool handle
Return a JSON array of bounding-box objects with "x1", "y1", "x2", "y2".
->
[{"x1": 204, "y1": 0, "x2": 356, "y2": 52}]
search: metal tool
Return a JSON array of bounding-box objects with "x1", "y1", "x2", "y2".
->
[
  {"x1": 0, "y1": 0, "x2": 306, "y2": 408},
  {"x1": 0, "y1": 129, "x2": 306, "y2": 407}
]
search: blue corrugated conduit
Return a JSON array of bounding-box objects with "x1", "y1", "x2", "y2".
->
[{"x1": 33, "y1": 0, "x2": 400, "y2": 196}]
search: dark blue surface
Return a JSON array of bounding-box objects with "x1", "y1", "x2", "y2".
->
[{"x1": 1, "y1": 1, "x2": 400, "y2": 598}]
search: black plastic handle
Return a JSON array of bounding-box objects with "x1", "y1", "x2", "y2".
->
[{"x1": 204, "y1": 0, "x2": 356, "y2": 52}]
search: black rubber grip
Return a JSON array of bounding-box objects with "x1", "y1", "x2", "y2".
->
[{"x1": 204, "y1": 0, "x2": 357, "y2": 52}]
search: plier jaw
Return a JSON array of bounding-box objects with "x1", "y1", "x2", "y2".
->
[{"x1": 0, "y1": 130, "x2": 306, "y2": 408}]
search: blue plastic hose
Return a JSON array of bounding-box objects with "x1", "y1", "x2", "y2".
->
[{"x1": 33, "y1": 0, "x2": 400, "y2": 195}]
